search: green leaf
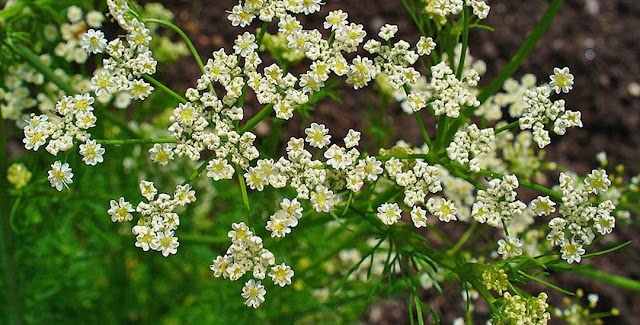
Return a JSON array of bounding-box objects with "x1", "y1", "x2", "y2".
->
[{"x1": 517, "y1": 270, "x2": 574, "y2": 295}]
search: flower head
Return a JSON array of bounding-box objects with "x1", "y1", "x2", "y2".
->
[{"x1": 48, "y1": 161, "x2": 73, "y2": 191}]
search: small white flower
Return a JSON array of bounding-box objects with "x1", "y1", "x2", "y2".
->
[
  {"x1": 79, "y1": 139, "x2": 105, "y2": 165},
  {"x1": 549, "y1": 67, "x2": 574, "y2": 94},
  {"x1": 107, "y1": 197, "x2": 134, "y2": 222},
  {"x1": 82, "y1": 29, "x2": 108, "y2": 54},
  {"x1": 149, "y1": 144, "x2": 174, "y2": 166},
  {"x1": 67, "y1": 6, "x2": 83, "y2": 23},
  {"x1": 378, "y1": 24, "x2": 398, "y2": 41},
  {"x1": 497, "y1": 236, "x2": 523, "y2": 259},
  {"x1": 241, "y1": 279, "x2": 266, "y2": 308},
  {"x1": 305, "y1": 123, "x2": 331, "y2": 148},
  {"x1": 269, "y1": 263, "x2": 294, "y2": 287},
  {"x1": 377, "y1": 202, "x2": 402, "y2": 225},
  {"x1": 139, "y1": 180, "x2": 157, "y2": 200},
  {"x1": 410, "y1": 206, "x2": 428, "y2": 228},
  {"x1": 48, "y1": 161, "x2": 74, "y2": 191}
]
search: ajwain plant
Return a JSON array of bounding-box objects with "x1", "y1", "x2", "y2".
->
[{"x1": 2, "y1": 0, "x2": 639, "y2": 324}]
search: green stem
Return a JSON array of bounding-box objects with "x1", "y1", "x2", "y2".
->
[
  {"x1": 495, "y1": 120, "x2": 520, "y2": 134},
  {"x1": 236, "y1": 164, "x2": 251, "y2": 211},
  {"x1": 570, "y1": 268, "x2": 640, "y2": 292},
  {"x1": 10, "y1": 41, "x2": 76, "y2": 94},
  {"x1": 413, "y1": 112, "x2": 433, "y2": 151},
  {"x1": 456, "y1": 4, "x2": 470, "y2": 80},
  {"x1": 400, "y1": 0, "x2": 426, "y2": 35},
  {"x1": 239, "y1": 103, "x2": 273, "y2": 135},
  {"x1": 0, "y1": 118, "x2": 23, "y2": 325},
  {"x1": 142, "y1": 74, "x2": 187, "y2": 104},
  {"x1": 448, "y1": 221, "x2": 478, "y2": 255},
  {"x1": 144, "y1": 18, "x2": 206, "y2": 74},
  {"x1": 182, "y1": 156, "x2": 212, "y2": 186},
  {"x1": 95, "y1": 138, "x2": 177, "y2": 145}
]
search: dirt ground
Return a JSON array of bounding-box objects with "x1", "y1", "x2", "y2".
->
[{"x1": 156, "y1": 0, "x2": 640, "y2": 323}]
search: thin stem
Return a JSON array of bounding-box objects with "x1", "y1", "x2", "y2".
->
[
  {"x1": 144, "y1": 18, "x2": 206, "y2": 74},
  {"x1": 142, "y1": 74, "x2": 187, "y2": 104},
  {"x1": 495, "y1": 120, "x2": 520, "y2": 134},
  {"x1": 239, "y1": 103, "x2": 273, "y2": 135},
  {"x1": 448, "y1": 221, "x2": 478, "y2": 255},
  {"x1": 412, "y1": 111, "x2": 433, "y2": 149},
  {"x1": 9, "y1": 41, "x2": 76, "y2": 94},
  {"x1": 456, "y1": 4, "x2": 470, "y2": 80},
  {"x1": 182, "y1": 156, "x2": 212, "y2": 186},
  {"x1": 95, "y1": 138, "x2": 177, "y2": 145}
]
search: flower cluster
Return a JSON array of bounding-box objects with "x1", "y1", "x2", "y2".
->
[
  {"x1": 427, "y1": 61, "x2": 480, "y2": 118},
  {"x1": 446, "y1": 124, "x2": 495, "y2": 172},
  {"x1": 23, "y1": 93, "x2": 102, "y2": 161},
  {"x1": 422, "y1": 0, "x2": 490, "y2": 25},
  {"x1": 108, "y1": 180, "x2": 196, "y2": 257},
  {"x1": 210, "y1": 222, "x2": 293, "y2": 308},
  {"x1": 471, "y1": 174, "x2": 526, "y2": 227},
  {"x1": 518, "y1": 68, "x2": 582, "y2": 148},
  {"x1": 490, "y1": 292, "x2": 550, "y2": 325},
  {"x1": 90, "y1": 0, "x2": 157, "y2": 101},
  {"x1": 265, "y1": 198, "x2": 303, "y2": 237},
  {"x1": 541, "y1": 171, "x2": 615, "y2": 264},
  {"x1": 55, "y1": 6, "x2": 106, "y2": 64}
]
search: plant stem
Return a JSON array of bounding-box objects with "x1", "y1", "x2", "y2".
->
[
  {"x1": 239, "y1": 103, "x2": 273, "y2": 135},
  {"x1": 456, "y1": 4, "x2": 470, "y2": 80},
  {"x1": 142, "y1": 74, "x2": 187, "y2": 104},
  {"x1": 144, "y1": 18, "x2": 206, "y2": 74},
  {"x1": 495, "y1": 120, "x2": 520, "y2": 134},
  {"x1": 95, "y1": 138, "x2": 177, "y2": 145}
]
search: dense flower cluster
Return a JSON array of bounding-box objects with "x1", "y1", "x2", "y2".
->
[
  {"x1": 107, "y1": 180, "x2": 196, "y2": 257},
  {"x1": 210, "y1": 222, "x2": 293, "y2": 308}
]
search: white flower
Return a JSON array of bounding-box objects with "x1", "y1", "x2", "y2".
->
[
  {"x1": 149, "y1": 144, "x2": 174, "y2": 166},
  {"x1": 107, "y1": 197, "x2": 134, "y2": 222},
  {"x1": 324, "y1": 144, "x2": 352, "y2": 170},
  {"x1": 82, "y1": 29, "x2": 108, "y2": 54},
  {"x1": 584, "y1": 169, "x2": 611, "y2": 194},
  {"x1": 497, "y1": 236, "x2": 523, "y2": 259},
  {"x1": 242, "y1": 279, "x2": 266, "y2": 308},
  {"x1": 305, "y1": 123, "x2": 331, "y2": 148},
  {"x1": 129, "y1": 79, "x2": 154, "y2": 100},
  {"x1": 86, "y1": 11, "x2": 106, "y2": 28},
  {"x1": 139, "y1": 180, "x2": 157, "y2": 200},
  {"x1": 530, "y1": 196, "x2": 556, "y2": 216},
  {"x1": 228, "y1": 4, "x2": 255, "y2": 27},
  {"x1": 206, "y1": 158, "x2": 235, "y2": 180},
  {"x1": 377, "y1": 202, "x2": 402, "y2": 225},
  {"x1": 342, "y1": 129, "x2": 361, "y2": 149},
  {"x1": 233, "y1": 32, "x2": 258, "y2": 57},
  {"x1": 79, "y1": 139, "x2": 105, "y2": 165},
  {"x1": 152, "y1": 230, "x2": 179, "y2": 257},
  {"x1": 416, "y1": 36, "x2": 436, "y2": 56},
  {"x1": 269, "y1": 263, "x2": 294, "y2": 287},
  {"x1": 324, "y1": 10, "x2": 348, "y2": 31},
  {"x1": 378, "y1": 24, "x2": 398, "y2": 41},
  {"x1": 310, "y1": 185, "x2": 335, "y2": 213},
  {"x1": 67, "y1": 6, "x2": 83, "y2": 23},
  {"x1": 549, "y1": 67, "x2": 574, "y2": 94},
  {"x1": 410, "y1": 206, "x2": 428, "y2": 228},
  {"x1": 47, "y1": 161, "x2": 73, "y2": 191},
  {"x1": 561, "y1": 241, "x2": 585, "y2": 264}
]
